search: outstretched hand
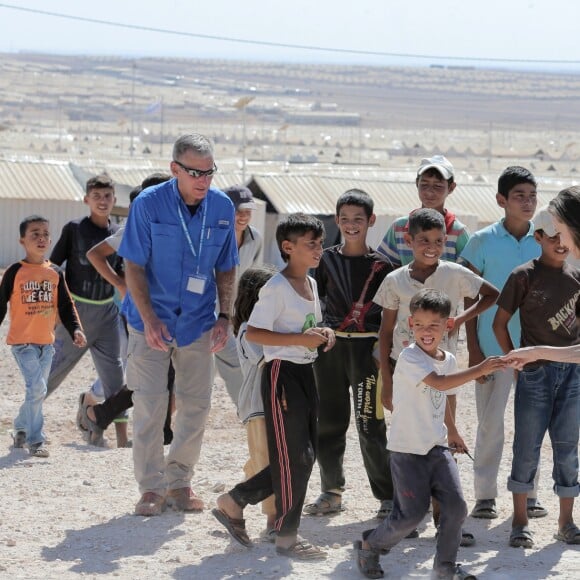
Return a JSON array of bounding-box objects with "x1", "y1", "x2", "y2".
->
[
  {"x1": 502, "y1": 346, "x2": 541, "y2": 370},
  {"x1": 479, "y1": 355, "x2": 508, "y2": 376}
]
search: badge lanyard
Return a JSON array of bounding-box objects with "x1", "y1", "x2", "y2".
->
[{"x1": 176, "y1": 193, "x2": 207, "y2": 275}]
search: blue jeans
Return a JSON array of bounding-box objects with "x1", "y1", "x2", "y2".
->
[
  {"x1": 508, "y1": 362, "x2": 580, "y2": 498},
  {"x1": 12, "y1": 343, "x2": 55, "y2": 446}
]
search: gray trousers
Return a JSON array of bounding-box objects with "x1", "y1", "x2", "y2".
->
[
  {"x1": 127, "y1": 327, "x2": 214, "y2": 494},
  {"x1": 47, "y1": 301, "x2": 124, "y2": 399},
  {"x1": 367, "y1": 446, "x2": 467, "y2": 573},
  {"x1": 215, "y1": 331, "x2": 243, "y2": 406}
]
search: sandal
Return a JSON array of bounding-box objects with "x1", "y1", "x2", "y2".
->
[
  {"x1": 376, "y1": 499, "x2": 393, "y2": 520},
  {"x1": 76, "y1": 393, "x2": 89, "y2": 433},
  {"x1": 303, "y1": 491, "x2": 343, "y2": 516},
  {"x1": 211, "y1": 508, "x2": 252, "y2": 547},
  {"x1": 460, "y1": 529, "x2": 476, "y2": 547},
  {"x1": 554, "y1": 522, "x2": 580, "y2": 545},
  {"x1": 11, "y1": 429, "x2": 26, "y2": 449},
  {"x1": 29, "y1": 443, "x2": 49, "y2": 458},
  {"x1": 509, "y1": 524, "x2": 534, "y2": 548},
  {"x1": 261, "y1": 527, "x2": 277, "y2": 543},
  {"x1": 353, "y1": 540, "x2": 384, "y2": 579},
  {"x1": 82, "y1": 404, "x2": 105, "y2": 447},
  {"x1": 526, "y1": 498, "x2": 548, "y2": 518},
  {"x1": 452, "y1": 564, "x2": 477, "y2": 579},
  {"x1": 470, "y1": 499, "x2": 498, "y2": 519},
  {"x1": 436, "y1": 527, "x2": 476, "y2": 547},
  {"x1": 434, "y1": 563, "x2": 477, "y2": 579},
  {"x1": 276, "y1": 538, "x2": 327, "y2": 560}
]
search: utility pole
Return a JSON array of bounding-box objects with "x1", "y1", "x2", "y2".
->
[
  {"x1": 234, "y1": 96, "x2": 255, "y2": 183},
  {"x1": 130, "y1": 61, "x2": 136, "y2": 158}
]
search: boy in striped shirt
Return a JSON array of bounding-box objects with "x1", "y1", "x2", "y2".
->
[{"x1": 378, "y1": 156, "x2": 469, "y2": 267}]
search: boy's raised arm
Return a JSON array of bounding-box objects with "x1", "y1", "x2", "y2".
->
[
  {"x1": 453, "y1": 280, "x2": 499, "y2": 331},
  {"x1": 423, "y1": 356, "x2": 507, "y2": 392},
  {"x1": 87, "y1": 240, "x2": 127, "y2": 297}
]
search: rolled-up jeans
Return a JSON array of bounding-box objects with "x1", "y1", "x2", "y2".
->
[
  {"x1": 12, "y1": 343, "x2": 55, "y2": 446},
  {"x1": 508, "y1": 362, "x2": 580, "y2": 498}
]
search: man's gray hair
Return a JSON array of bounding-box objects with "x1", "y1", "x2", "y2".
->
[{"x1": 172, "y1": 133, "x2": 214, "y2": 160}]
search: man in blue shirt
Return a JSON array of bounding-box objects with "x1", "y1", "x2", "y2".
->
[{"x1": 119, "y1": 133, "x2": 238, "y2": 516}]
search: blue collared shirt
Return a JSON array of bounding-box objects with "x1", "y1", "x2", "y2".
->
[
  {"x1": 459, "y1": 219, "x2": 540, "y2": 357},
  {"x1": 119, "y1": 178, "x2": 239, "y2": 346}
]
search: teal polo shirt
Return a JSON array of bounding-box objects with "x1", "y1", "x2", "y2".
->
[{"x1": 459, "y1": 219, "x2": 540, "y2": 357}]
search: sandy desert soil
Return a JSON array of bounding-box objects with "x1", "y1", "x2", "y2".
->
[{"x1": 0, "y1": 329, "x2": 578, "y2": 579}]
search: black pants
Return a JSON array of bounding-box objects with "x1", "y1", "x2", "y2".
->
[
  {"x1": 229, "y1": 360, "x2": 318, "y2": 537},
  {"x1": 313, "y1": 336, "x2": 393, "y2": 500},
  {"x1": 93, "y1": 363, "x2": 175, "y2": 439}
]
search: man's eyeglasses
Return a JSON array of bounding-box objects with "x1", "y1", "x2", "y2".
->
[{"x1": 174, "y1": 160, "x2": 218, "y2": 179}]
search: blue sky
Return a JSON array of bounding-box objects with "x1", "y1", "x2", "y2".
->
[{"x1": 0, "y1": 1, "x2": 578, "y2": 70}]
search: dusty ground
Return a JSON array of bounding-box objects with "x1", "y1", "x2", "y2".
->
[{"x1": 0, "y1": 330, "x2": 578, "y2": 579}]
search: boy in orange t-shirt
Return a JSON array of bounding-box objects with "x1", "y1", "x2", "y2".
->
[{"x1": 0, "y1": 215, "x2": 85, "y2": 457}]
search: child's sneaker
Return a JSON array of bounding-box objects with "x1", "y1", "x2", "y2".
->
[
  {"x1": 29, "y1": 443, "x2": 50, "y2": 458},
  {"x1": 11, "y1": 430, "x2": 26, "y2": 449}
]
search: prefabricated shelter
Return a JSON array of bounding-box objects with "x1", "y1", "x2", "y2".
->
[
  {"x1": 246, "y1": 174, "x2": 562, "y2": 267},
  {"x1": 0, "y1": 160, "x2": 85, "y2": 267}
]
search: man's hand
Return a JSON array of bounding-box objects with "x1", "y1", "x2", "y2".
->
[
  {"x1": 144, "y1": 316, "x2": 172, "y2": 351},
  {"x1": 210, "y1": 317, "x2": 229, "y2": 353}
]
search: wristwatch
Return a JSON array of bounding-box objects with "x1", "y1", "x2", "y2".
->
[{"x1": 218, "y1": 312, "x2": 230, "y2": 321}]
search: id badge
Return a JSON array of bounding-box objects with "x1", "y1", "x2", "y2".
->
[{"x1": 187, "y1": 274, "x2": 207, "y2": 294}]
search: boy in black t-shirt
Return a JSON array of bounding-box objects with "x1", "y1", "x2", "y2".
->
[
  {"x1": 303, "y1": 189, "x2": 396, "y2": 519},
  {"x1": 47, "y1": 174, "x2": 127, "y2": 447}
]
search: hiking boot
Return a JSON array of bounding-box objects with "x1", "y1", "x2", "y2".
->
[
  {"x1": 166, "y1": 487, "x2": 204, "y2": 511},
  {"x1": 135, "y1": 492, "x2": 166, "y2": 516},
  {"x1": 11, "y1": 430, "x2": 26, "y2": 449}
]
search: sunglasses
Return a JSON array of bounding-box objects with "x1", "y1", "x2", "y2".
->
[{"x1": 174, "y1": 160, "x2": 218, "y2": 179}]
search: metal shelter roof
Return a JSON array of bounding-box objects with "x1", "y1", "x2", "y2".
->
[{"x1": 0, "y1": 159, "x2": 84, "y2": 201}]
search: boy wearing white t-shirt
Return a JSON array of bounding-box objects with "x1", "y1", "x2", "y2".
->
[
  {"x1": 374, "y1": 208, "x2": 499, "y2": 545},
  {"x1": 213, "y1": 213, "x2": 335, "y2": 561},
  {"x1": 353, "y1": 289, "x2": 506, "y2": 580}
]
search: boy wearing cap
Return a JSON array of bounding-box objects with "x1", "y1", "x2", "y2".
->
[
  {"x1": 216, "y1": 185, "x2": 263, "y2": 406},
  {"x1": 492, "y1": 205, "x2": 580, "y2": 547},
  {"x1": 378, "y1": 156, "x2": 470, "y2": 267}
]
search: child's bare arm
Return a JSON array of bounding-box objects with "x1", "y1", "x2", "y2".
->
[
  {"x1": 452, "y1": 280, "x2": 499, "y2": 331},
  {"x1": 87, "y1": 240, "x2": 126, "y2": 297},
  {"x1": 492, "y1": 306, "x2": 515, "y2": 355},
  {"x1": 246, "y1": 325, "x2": 329, "y2": 350},
  {"x1": 423, "y1": 356, "x2": 507, "y2": 391},
  {"x1": 444, "y1": 402, "x2": 468, "y2": 453},
  {"x1": 378, "y1": 308, "x2": 397, "y2": 411}
]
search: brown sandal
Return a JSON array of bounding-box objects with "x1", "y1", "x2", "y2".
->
[{"x1": 212, "y1": 508, "x2": 252, "y2": 547}]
